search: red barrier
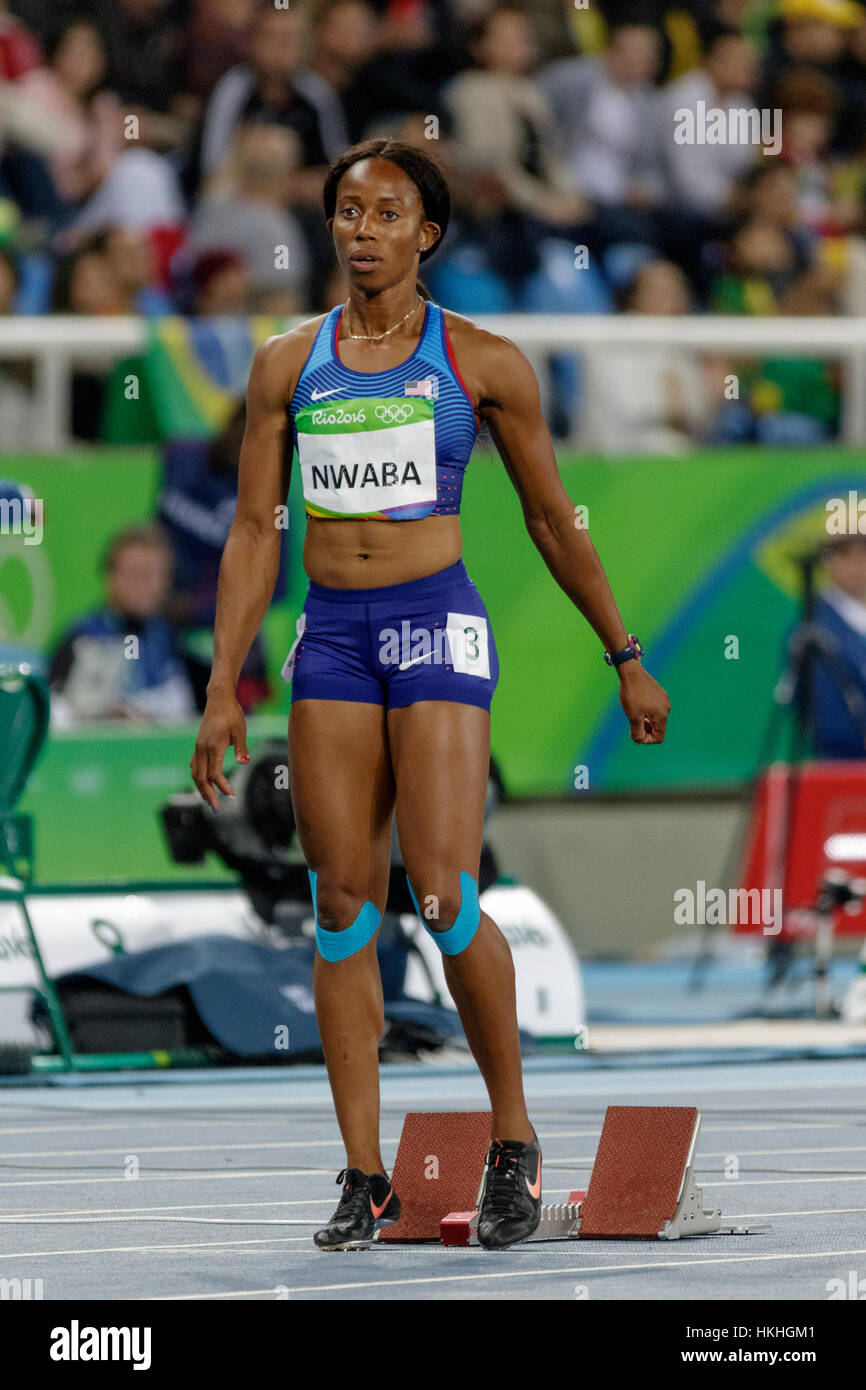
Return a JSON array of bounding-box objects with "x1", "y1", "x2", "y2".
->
[{"x1": 738, "y1": 761, "x2": 866, "y2": 935}]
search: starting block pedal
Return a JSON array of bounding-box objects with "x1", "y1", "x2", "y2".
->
[{"x1": 442, "y1": 1192, "x2": 586, "y2": 1246}]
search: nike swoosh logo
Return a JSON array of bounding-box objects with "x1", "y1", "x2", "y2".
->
[
  {"x1": 370, "y1": 1188, "x2": 392, "y2": 1220},
  {"x1": 398, "y1": 654, "x2": 430, "y2": 670},
  {"x1": 310, "y1": 387, "x2": 342, "y2": 401},
  {"x1": 526, "y1": 1157, "x2": 541, "y2": 1200}
]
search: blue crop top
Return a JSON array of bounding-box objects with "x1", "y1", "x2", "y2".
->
[{"x1": 289, "y1": 301, "x2": 478, "y2": 521}]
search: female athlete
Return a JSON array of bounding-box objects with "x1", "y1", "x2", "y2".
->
[{"x1": 190, "y1": 139, "x2": 671, "y2": 1251}]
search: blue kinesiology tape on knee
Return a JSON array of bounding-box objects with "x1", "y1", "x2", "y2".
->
[
  {"x1": 308, "y1": 869, "x2": 381, "y2": 962},
  {"x1": 406, "y1": 871, "x2": 481, "y2": 956}
]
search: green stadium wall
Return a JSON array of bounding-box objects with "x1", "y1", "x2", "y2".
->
[{"x1": 1, "y1": 446, "x2": 863, "y2": 880}]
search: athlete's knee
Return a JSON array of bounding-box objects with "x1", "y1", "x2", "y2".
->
[
  {"x1": 309, "y1": 870, "x2": 381, "y2": 961},
  {"x1": 312, "y1": 878, "x2": 368, "y2": 932},
  {"x1": 408, "y1": 880, "x2": 462, "y2": 931},
  {"x1": 405, "y1": 870, "x2": 481, "y2": 956}
]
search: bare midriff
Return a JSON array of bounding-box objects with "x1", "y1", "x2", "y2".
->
[{"x1": 302, "y1": 513, "x2": 463, "y2": 589}]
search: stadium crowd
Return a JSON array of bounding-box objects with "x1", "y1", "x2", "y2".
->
[{"x1": 0, "y1": 0, "x2": 865, "y2": 450}]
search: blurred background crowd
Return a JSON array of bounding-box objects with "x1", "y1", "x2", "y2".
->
[{"x1": 0, "y1": 0, "x2": 865, "y2": 446}]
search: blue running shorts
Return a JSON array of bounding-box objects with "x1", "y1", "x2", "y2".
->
[{"x1": 282, "y1": 559, "x2": 499, "y2": 711}]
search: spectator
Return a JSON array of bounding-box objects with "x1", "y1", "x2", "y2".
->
[
  {"x1": 580, "y1": 257, "x2": 721, "y2": 454},
  {"x1": 541, "y1": 22, "x2": 663, "y2": 209},
  {"x1": 182, "y1": 0, "x2": 256, "y2": 109},
  {"x1": 441, "y1": 3, "x2": 588, "y2": 303},
  {"x1": 775, "y1": 68, "x2": 851, "y2": 233},
  {"x1": 99, "y1": 0, "x2": 189, "y2": 150},
  {"x1": 0, "y1": 4, "x2": 67, "y2": 228},
  {"x1": 61, "y1": 225, "x2": 174, "y2": 315},
  {"x1": 195, "y1": 2, "x2": 330, "y2": 205},
  {"x1": 51, "y1": 236, "x2": 133, "y2": 439},
  {"x1": 189, "y1": 123, "x2": 310, "y2": 312},
  {"x1": 710, "y1": 216, "x2": 841, "y2": 444},
  {"x1": 104, "y1": 224, "x2": 174, "y2": 314},
  {"x1": 654, "y1": 28, "x2": 761, "y2": 216},
  {"x1": 190, "y1": 247, "x2": 252, "y2": 315},
  {"x1": 346, "y1": 0, "x2": 464, "y2": 138},
  {"x1": 761, "y1": 0, "x2": 864, "y2": 152},
  {"x1": 729, "y1": 160, "x2": 809, "y2": 236},
  {"x1": 52, "y1": 237, "x2": 125, "y2": 314},
  {"x1": 710, "y1": 214, "x2": 808, "y2": 313},
  {"x1": 63, "y1": 143, "x2": 186, "y2": 240},
  {"x1": 17, "y1": 18, "x2": 122, "y2": 207},
  {"x1": 446, "y1": 6, "x2": 585, "y2": 228},
  {"x1": 791, "y1": 532, "x2": 866, "y2": 759},
  {"x1": 296, "y1": 0, "x2": 379, "y2": 153},
  {"x1": 49, "y1": 523, "x2": 197, "y2": 726}
]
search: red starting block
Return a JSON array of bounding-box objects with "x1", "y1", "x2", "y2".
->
[
  {"x1": 576, "y1": 1105, "x2": 721, "y2": 1239},
  {"x1": 377, "y1": 1105, "x2": 729, "y2": 1247},
  {"x1": 377, "y1": 1110, "x2": 492, "y2": 1242}
]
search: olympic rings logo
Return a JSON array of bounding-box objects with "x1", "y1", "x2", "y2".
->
[{"x1": 375, "y1": 404, "x2": 413, "y2": 424}]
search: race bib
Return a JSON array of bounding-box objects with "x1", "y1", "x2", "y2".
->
[
  {"x1": 446, "y1": 612, "x2": 490, "y2": 679},
  {"x1": 296, "y1": 397, "x2": 436, "y2": 519}
]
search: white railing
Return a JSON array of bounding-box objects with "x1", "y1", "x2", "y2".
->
[{"x1": 0, "y1": 314, "x2": 864, "y2": 449}]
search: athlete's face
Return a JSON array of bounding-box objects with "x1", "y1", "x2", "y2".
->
[{"x1": 329, "y1": 159, "x2": 439, "y2": 292}]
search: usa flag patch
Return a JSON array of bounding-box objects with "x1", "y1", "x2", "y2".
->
[{"x1": 404, "y1": 377, "x2": 438, "y2": 399}]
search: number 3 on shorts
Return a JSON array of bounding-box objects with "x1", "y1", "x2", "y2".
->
[{"x1": 446, "y1": 611, "x2": 490, "y2": 679}]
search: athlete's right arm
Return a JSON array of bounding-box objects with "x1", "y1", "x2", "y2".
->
[{"x1": 190, "y1": 331, "x2": 306, "y2": 810}]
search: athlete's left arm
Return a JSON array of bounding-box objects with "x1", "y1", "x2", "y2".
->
[{"x1": 478, "y1": 334, "x2": 671, "y2": 744}]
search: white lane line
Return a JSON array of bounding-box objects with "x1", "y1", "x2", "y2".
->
[
  {"x1": 0, "y1": 1119, "x2": 341, "y2": 1137},
  {"x1": 150, "y1": 1245, "x2": 866, "y2": 1299},
  {"x1": 728, "y1": 1207, "x2": 866, "y2": 1219},
  {"x1": 0, "y1": 1216, "x2": 320, "y2": 1227},
  {"x1": 0, "y1": 1169, "x2": 324, "y2": 1188},
  {"x1": 699, "y1": 1145, "x2": 866, "y2": 1158},
  {"x1": 701, "y1": 1175, "x2": 866, "y2": 1187},
  {"x1": 0, "y1": 1237, "x2": 315, "y2": 1260},
  {"x1": 0, "y1": 1198, "x2": 331, "y2": 1218},
  {"x1": 0, "y1": 1139, "x2": 358, "y2": 1160}
]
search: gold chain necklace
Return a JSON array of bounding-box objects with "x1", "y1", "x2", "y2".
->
[{"x1": 344, "y1": 296, "x2": 423, "y2": 343}]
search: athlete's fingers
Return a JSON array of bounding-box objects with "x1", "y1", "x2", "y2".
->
[
  {"x1": 644, "y1": 711, "x2": 667, "y2": 743},
  {"x1": 190, "y1": 743, "x2": 219, "y2": 811},
  {"x1": 206, "y1": 746, "x2": 235, "y2": 801},
  {"x1": 628, "y1": 714, "x2": 648, "y2": 744},
  {"x1": 232, "y1": 723, "x2": 251, "y2": 763},
  {"x1": 629, "y1": 712, "x2": 666, "y2": 744}
]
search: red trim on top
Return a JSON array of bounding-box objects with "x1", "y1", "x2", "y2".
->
[
  {"x1": 442, "y1": 315, "x2": 481, "y2": 435},
  {"x1": 332, "y1": 306, "x2": 343, "y2": 361}
]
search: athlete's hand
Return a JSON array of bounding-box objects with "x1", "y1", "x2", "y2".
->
[
  {"x1": 190, "y1": 690, "x2": 250, "y2": 811},
  {"x1": 618, "y1": 664, "x2": 671, "y2": 745}
]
